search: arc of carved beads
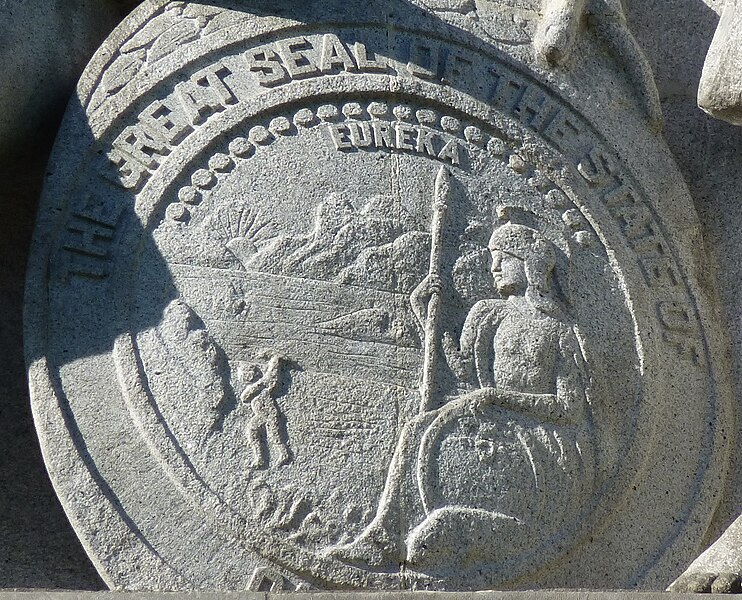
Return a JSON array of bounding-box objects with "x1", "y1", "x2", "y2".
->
[{"x1": 167, "y1": 100, "x2": 595, "y2": 247}]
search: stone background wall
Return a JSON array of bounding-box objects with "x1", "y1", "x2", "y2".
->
[
  {"x1": 0, "y1": 1, "x2": 136, "y2": 588},
  {"x1": 0, "y1": 0, "x2": 739, "y2": 589},
  {"x1": 633, "y1": 0, "x2": 742, "y2": 550}
]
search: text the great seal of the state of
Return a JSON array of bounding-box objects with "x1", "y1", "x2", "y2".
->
[{"x1": 25, "y1": 0, "x2": 732, "y2": 591}]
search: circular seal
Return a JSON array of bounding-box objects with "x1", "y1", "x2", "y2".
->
[{"x1": 25, "y1": 0, "x2": 732, "y2": 591}]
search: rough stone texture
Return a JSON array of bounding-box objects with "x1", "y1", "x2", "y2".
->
[
  {"x1": 697, "y1": 0, "x2": 742, "y2": 125},
  {"x1": 0, "y1": 0, "x2": 138, "y2": 156},
  {"x1": 662, "y1": 0, "x2": 742, "y2": 592},
  {"x1": 1, "y1": 0, "x2": 742, "y2": 593},
  {"x1": 669, "y1": 513, "x2": 742, "y2": 593},
  {"x1": 22, "y1": 0, "x2": 733, "y2": 591},
  {"x1": 0, "y1": 0, "x2": 135, "y2": 590},
  {"x1": 0, "y1": 593, "x2": 738, "y2": 600},
  {"x1": 0, "y1": 148, "x2": 103, "y2": 591},
  {"x1": 626, "y1": 0, "x2": 742, "y2": 574}
]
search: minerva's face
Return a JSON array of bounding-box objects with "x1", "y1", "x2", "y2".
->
[{"x1": 490, "y1": 249, "x2": 528, "y2": 296}]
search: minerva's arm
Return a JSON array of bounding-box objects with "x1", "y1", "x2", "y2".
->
[
  {"x1": 468, "y1": 387, "x2": 581, "y2": 425},
  {"x1": 469, "y1": 326, "x2": 588, "y2": 426},
  {"x1": 459, "y1": 300, "x2": 495, "y2": 358},
  {"x1": 553, "y1": 326, "x2": 589, "y2": 423},
  {"x1": 443, "y1": 300, "x2": 501, "y2": 385}
]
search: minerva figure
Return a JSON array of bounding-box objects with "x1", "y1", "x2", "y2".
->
[{"x1": 328, "y1": 221, "x2": 594, "y2": 575}]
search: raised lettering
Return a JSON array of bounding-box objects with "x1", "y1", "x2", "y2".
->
[
  {"x1": 612, "y1": 203, "x2": 655, "y2": 242},
  {"x1": 416, "y1": 127, "x2": 437, "y2": 156},
  {"x1": 657, "y1": 301, "x2": 695, "y2": 333},
  {"x1": 407, "y1": 41, "x2": 439, "y2": 79},
  {"x1": 175, "y1": 64, "x2": 236, "y2": 125},
  {"x1": 106, "y1": 147, "x2": 149, "y2": 190},
  {"x1": 492, "y1": 79, "x2": 526, "y2": 111},
  {"x1": 275, "y1": 37, "x2": 320, "y2": 79},
  {"x1": 658, "y1": 301, "x2": 703, "y2": 365},
  {"x1": 113, "y1": 124, "x2": 169, "y2": 169},
  {"x1": 61, "y1": 200, "x2": 121, "y2": 279},
  {"x1": 437, "y1": 139, "x2": 461, "y2": 165},
  {"x1": 578, "y1": 147, "x2": 615, "y2": 185},
  {"x1": 373, "y1": 121, "x2": 394, "y2": 148},
  {"x1": 443, "y1": 51, "x2": 473, "y2": 84},
  {"x1": 139, "y1": 99, "x2": 191, "y2": 146},
  {"x1": 640, "y1": 256, "x2": 681, "y2": 288},
  {"x1": 319, "y1": 34, "x2": 357, "y2": 73},
  {"x1": 486, "y1": 66, "x2": 505, "y2": 105},
  {"x1": 396, "y1": 123, "x2": 416, "y2": 150},
  {"x1": 662, "y1": 329, "x2": 703, "y2": 365},
  {"x1": 348, "y1": 122, "x2": 372, "y2": 147},
  {"x1": 513, "y1": 86, "x2": 559, "y2": 132},
  {"x1": 353, "y1": 42, "x2": 387, "y2": 72},
  {"x1": 542, "y1": 109, "x2": 581, "y2": 152},
  {"x1": 328, "y1": 124, "x2": 353, "y2": 150},
  {"x1": 245, "y1": 46, "x2": 289, "y2": 87},
  {"x1": 603, "y1": 182, "x2": 635, "y2": 210},
  {"x1": 631, "y1": 234, "x2": 667, "y2": 262}
]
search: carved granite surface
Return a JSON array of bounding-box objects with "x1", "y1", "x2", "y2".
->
[
  {"x1": 670, "y1": 514, "x2": 742, "y2": 593},
  {"x1": 15, "y1": 0, "x2": 739, "y2": 592},
  {"x1": 667, "y1": 0, "x2": 742, "y2": 592},
  {"x1": 697, "y1": 0, "x2": 742, "y2": 125},
  {"x1": 0, "y1": 0, "x2": 137, "y2": 156},
  {"x1": 0, "y1": 0, "x2": 136, "y2": 589}
]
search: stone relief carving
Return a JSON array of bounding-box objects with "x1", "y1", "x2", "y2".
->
[
  {"x1": 327, "y1": 207, "x2": 594, "y2": 576},
  {"x1": 669, "y1": 517, "x2": 742, "y2": 594},
  {"x1": 414, "y1": 0, "x2": 662, "y2": 128},
  {"x1": 248, "y1": 565, "x2": 309, "y2": 591},
  {"x1": 24, "y1": 0, "x2": 732, "y2": 591},
  {"x1": 535, "y1": 0, "x2": 661, "y2": 127},
  {"x1": 238, "y1": 352, "x2": 292, "y2": 469},
  {"x1": 666, "y1": 1, "x2": 742, "y2": 592},
  {"x1": 93, "y1": 2, "x2": 244, "y2": 112},
  {"x1": 697, "y1": 0, "x2": 742, "y2": 125}
]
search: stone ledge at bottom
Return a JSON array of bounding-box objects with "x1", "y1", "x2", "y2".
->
[{"x1": 0, "y1": 591, "x2": 728, "y2": 600}]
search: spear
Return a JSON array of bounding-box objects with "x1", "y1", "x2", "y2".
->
[{"x1": 419, "y1": 166, "x2": 451, "y2": 414}]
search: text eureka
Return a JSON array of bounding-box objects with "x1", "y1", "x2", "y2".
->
[
  {"x1": 83, "y1": 32, "x2": 704, "y2": 364},
  {"x1": 105, "y1": 32, "x2": 585, "y2": 191}
]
